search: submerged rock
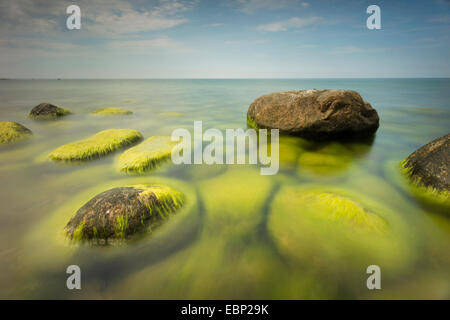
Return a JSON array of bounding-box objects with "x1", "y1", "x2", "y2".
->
[
  {"x1": 30, "y1": 103, "x2": 70, "y2": 118},
  {"x1": 400, "y1": 133, "x2": 449, "y2": 210},
  {"x1": 0, "y1": 121, "x2": 32, "y2": 144},
  {"x1": 297, "y1": 142, "x2": 372, "y2": 175},
  {"x1": 267, "y1": 186, "x2": 412, "y2": 272},
  {"x1": 117, "y1": 136, "x2": 179, "y2": 173},
  {"x1": 247, "y1": 89, "x2": 379, "y2": 139},
  {"x1": 65, "y1": 185, "x2": 185, "y2": 242},
  {"x1": 92, "y1": 107, "x2": 132, "y2": 115},
  {"x1": 49, "y1": 129, "x2": 142, "y2": 161},
  {"x1": 159, "y1": 112, "x2": 184, "y2": 117}
]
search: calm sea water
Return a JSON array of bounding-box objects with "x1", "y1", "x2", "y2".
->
[{"x1": 0, "y1": 79, "x2": 449, "y2": 299}]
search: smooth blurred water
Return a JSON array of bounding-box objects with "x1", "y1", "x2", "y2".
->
[{"x1": 0, "y1": 79, "x2": 449, "y2": 299}]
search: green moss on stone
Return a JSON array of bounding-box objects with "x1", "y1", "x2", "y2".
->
[
  {"x1": 65, "y1": 184, "x2": 185, "y2": 243},
  {"x1": 159, "y1": 112, "x2": 184, "y2": 117},
  {"x1": 246, "y1": 114, "x2": 259, "y2": 129},
  {"x1": 117, "y1": 136, "x2": 179, "y2": 173},
  {"x1": 268, "y1": 185, "x2": 411, "y2": 272},
  {"x1": 92, "y1": 107, "x2": 133, "y2": 115},
  {"x1": 71, "y1": 221, "x2": 86, "y2": 242},
  {"x1": 115, "y1": 214, "x2": 129, "y2": 239},
  {"x1": 399, "y1": 160, "x2": 450, "y2": 211},
  {"x1": 298, "y1": 152, "x2": 351, "y2": 174},
  {"x1": 49, "y1": 129, "x2": 142, "y2": 161},
  {"x1": 0, "y1": 121, "x2": 32, "y2": 144},
  {"x1": 137, "y1": 184, "x2": 185, "y2": 219}
]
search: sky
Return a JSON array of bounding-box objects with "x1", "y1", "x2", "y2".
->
[{"x1": 0, "y1": 0, "x2": 449, "y2": 78}]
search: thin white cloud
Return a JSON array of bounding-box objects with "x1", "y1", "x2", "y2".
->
[
  {"x1": 429, "y1": 14, "x2": 450, "y2": 23},
  {"x1": 330, "y1": 46, "x2": 365, "y2": 54},
  {"x1": 224, "y1": 39, "x2": 269, "y2": 45},
  {"x1": 256, "y1": 16, "x2": 323, "y2": 32},
  {"x1": 207, "y1": 23, "x2": 225, "y2": 27},
  {"x1": 329, "y1": 46, "x2": 392, "y2": 55},
  {"x1": 110, "y1": 38, "x2": 180, "y2": 49},
  {"x1": 232, "y1": 0, "x2": 307, "y2": 14},
  {"x1": 297, "y1": 44, "x2": 317, "y2": 49}
]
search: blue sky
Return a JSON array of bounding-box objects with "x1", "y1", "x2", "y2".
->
[{"x1": 0, "y1": 0, "x2": 449, "y2": 78}]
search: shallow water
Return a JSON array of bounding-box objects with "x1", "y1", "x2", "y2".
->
[{"x1": 0, "y1": 79, "x2": 449, "y2": 299}]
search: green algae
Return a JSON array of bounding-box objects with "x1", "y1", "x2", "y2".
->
[
  {"x1": 92, "y1": 107, "x2": 133, "y2": 115},
  {"x1": 298, "y1": 152, "x2": 351, "y2": 174},
  {"x1": 198, "y1": 167, "x2": 273, "y2": 237},
  {"x1": 159, "y1": 111, "x2": 184, "y2": 117},
  {"x1": 297, "y1": 141, "x2": 371, "y2": 176},
  {"x1": 136, "y1": 184, "x2": 185, "y2": 219},
  {"x1": 246, "y1": 114, "x2": 259, "y2": 129},
  {"x1": 49, "y1": 129, "x2": 142, "y2": 161},
  {"x1": 65, "y1": 184, "x2": 185, "y2": 243},
  {"x1": 117, "y1": 136, "x2": 179, "y2": 173},
  {"x1": 115, "y1": 214, "x2": 129, "y2": 239},
  {"x1": 399, "y1": 159, "x2": 450, "y2": 213},
  {"x1": 268, "y1": 184, "x2": 413, "y2": 273},
  {"x1": 109, "y1": 238, "x2": 296, "y2": 299},
  {"x1": 0, "y1": 121, "x2": 32, "y2": 144},
  {"x1": 276, "y1": 136, "x2": 307, "y2": 169}
]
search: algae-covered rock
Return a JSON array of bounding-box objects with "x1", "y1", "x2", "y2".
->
[
  {"x1": 297, "y1": 142, "x2": 371, "y2": 175},
  {"x1": 298, "y1": 152, "x2": 350, "y2": 174},
  {"x1": 30, "y1": 103, "x2": 70, "y2": 118},
  {"x1": 49, "y1": 129, "x2": 142, "y2": 161},
  {"x1": 268, "y1": 185, "x2": 411, "y2": 272},
  {"x1": 400, "y1": 133, "x2": 449, "y2": 211},
  {"x1": 401, "y1": 133, "x2": 449, "y2": 192},
  {"x1": 159, "y1": 112, "x2": 184, "y2": 117},
  {"x1": 275, "y1": 136, "x2": 310, "y2": 169},
  {"x1": 199, "y1": 168, "x2": 273, "y2": 237},
  {"x1": 247, "y1": 89, "x2": 379, "y2": 139},
  {"x1": 65, "y1": 185, "x2": 184, "y2": 242},
  {"x1": 0, "y1": 121, "x2": 32, "y2": 144},
  {"x1": 92, "y1": 107, "x2": 132, "y2": 115},
  {"x1": 117, "y1": 136, "x2": 179, "y2": 173}
]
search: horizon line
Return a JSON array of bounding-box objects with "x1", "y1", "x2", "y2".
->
[{"x1": 1, "y1": 77, "x2": 450, "y2": 80}]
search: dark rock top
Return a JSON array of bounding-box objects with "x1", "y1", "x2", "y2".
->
[
  {"x1": 247, "y1": 89, "x2": 379, "y2": 139},
  {"x1": 402, "y1": 133, "x2": 449, "y2": 192},
  {"x1": 65, "y1": 185, "x2": 184, "y2": 243},
  {"x1": 30, "y1": 103, "x2": 69, "y2": 118}
]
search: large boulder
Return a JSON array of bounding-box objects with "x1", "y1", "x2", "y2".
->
[
  {"x1": 65, "y1": 185, "x2": 185, "y2": 242},
  {"x1": 401, "y1": 133, "x2": 449, "y2": 193},
  {"x1": 30, "y1": 103, "x2": 70, "y2": 118},
  {"x1": 247, "y1": 89, "x2": 379, "y2": 139}
]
